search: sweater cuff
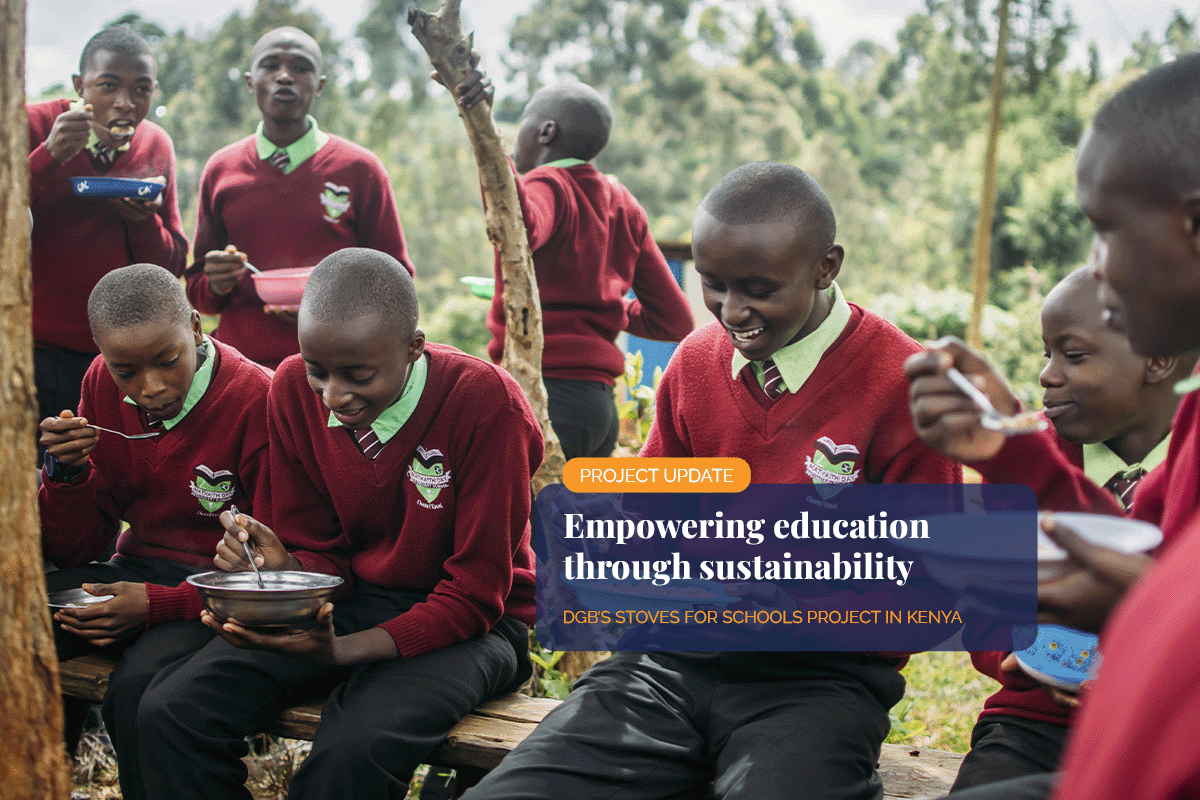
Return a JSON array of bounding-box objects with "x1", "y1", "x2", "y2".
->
[
  {"x1": 145, "y1": 581, "x2": 204, "y2": 626},
  {"x1": 377, "y1": 615, "x2": 436, "y2": 659}
]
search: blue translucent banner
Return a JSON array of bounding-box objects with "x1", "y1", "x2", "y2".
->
[{"x1": 535, "y1": 484, "x2": 1037, "y2": 652}]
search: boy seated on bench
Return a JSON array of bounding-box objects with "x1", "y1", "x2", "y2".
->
[
  {"x1": 39, "y1": 263, "x2": 270, "y2": 788},
  {"x1": 133, "y1": 248, "x2": 542, "y2": 800}
]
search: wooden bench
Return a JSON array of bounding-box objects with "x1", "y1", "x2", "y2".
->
[{"x1": 58, "y1": 654, "x2": 963, "y2": 799}]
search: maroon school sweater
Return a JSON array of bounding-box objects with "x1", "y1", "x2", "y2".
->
[
  {"x1": 971, "y1": 425, "x2": 1085, "y2": 726},
  {"x1": 185, "y1": 134, "x2": 413, "y2": 367},
  {"x1": 643, "y1": 308, "x2": 961, "y2": 485},
  {"x1": 486, "y1": 163, "x2": 693, "y2": 384},
  {"x1": 27, "y1": 99, "x2": 188, "y2": 353},
  {"x1": 39, "y1": 339, "x2": 272, "y2": 625},
  {"x1": 1051, "y1": 383, "x2": 1200, "y2": 800},
  {"x1": 265, "y1": 344, "x2": 541, "y2": 658},
  {"x1": 642, "y1": 308, "x2": 960, "y2": 665}
]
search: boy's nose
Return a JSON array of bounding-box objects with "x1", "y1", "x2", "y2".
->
[
  {"x1": 322, "y1": 382, "x2": 351, "y2": 409},
  {"x1": 1038, "y1": 360, "x2": 1062, "y2": 388},
  {"x1": 113, "y1": 89, "x2": 134, "y2": 111},
  {"x1": 720, "y1": 298, "x2": 751, "y2": 327}
]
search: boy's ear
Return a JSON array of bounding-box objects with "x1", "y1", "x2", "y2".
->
[
  {"x1": 814, "y1": 244, "x2": 844, "y2": 290},
  {"x1": 244, "y1": 71, "x2": 253, "y2": 92},
  {"x1": 1145, "y1": 354, "x2": 1178, "y2": 385},
  {"x1": 537, "y1": 120, "x2": 558, "y2": 146},
  {"x1": 72, "y1": 74, "x2": 84, "y2": 96},
  {"x1": 190, "y1": 310, "x2": 204, "y2": 346},
  {"x1": 1184, "y1": 194, "x2": 1200, "y2": 253},
  {"x1": 316, "y1": 75, "x2": 326, "y2": 96},
  {"x1": 408, "y1": 329, "x2": 426, "y2": 364}
]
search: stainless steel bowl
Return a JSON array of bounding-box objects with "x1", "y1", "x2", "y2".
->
[{"x1": 186, "y1": 571, "x2": 344, "y2": 628}]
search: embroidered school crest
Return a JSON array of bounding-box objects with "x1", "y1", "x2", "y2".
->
[
  {"x1": 805, "y1": 436, "x2": 862, "y2": 487},
  {"x1": 319, "y1": 182, "x2": 351, "y2": 222},
  {"x1": 407, "y1": 445, "x2": 451, "y2": 504},
  {"x1": 190, "y1": 465, "x2": 236, "y2": 513}
]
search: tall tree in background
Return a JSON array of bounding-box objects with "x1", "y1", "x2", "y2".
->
[{"x1": 0, "y1": 0, "x2": 71, "y2": 795}]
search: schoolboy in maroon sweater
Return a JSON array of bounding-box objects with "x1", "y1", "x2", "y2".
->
[
  {"x1": 950, "y1": 266, "x2": 1193, "y2": 792},
  {"x1": 907, "y1": 55, "x2": 1200, "y2": 800},
  {"x1": 136, "y1": 248, "x2": 540, "y2": 800},
  {"x1": 461, "y1": 163, "x2": 959, "y2": 800},
  {"x1": 185, "y1": 27, "x2": 412, "y2": 369},
  {"x1": 38, "y1": 264, "x2": 269, "y2": 786},
  {"x1": 457, "y1": 72, "x2": 693, "y2": 458},
  {"x1": 29, "y1": 26, "x2": 187, "y2": 424}
]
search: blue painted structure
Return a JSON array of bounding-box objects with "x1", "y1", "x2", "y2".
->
[{"x1": 624, "y1": 242, "x2": 691, "y2": 388}]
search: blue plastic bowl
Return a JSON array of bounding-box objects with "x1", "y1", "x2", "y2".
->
[{"x1": 71, "y1": 176, "x2": 165, "y2": 200}]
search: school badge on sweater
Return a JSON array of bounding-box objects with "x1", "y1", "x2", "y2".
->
[
  {"x1": 191, "y1": 464, "x2": 236, "y2": 514},
  {"x1": 805, "y1": 436, "x2": 862, "y2": 486},
  {"x1": 408, "y1": 445, "x2": 452, "y2": 508},
  {"x1": 319, "y1": 182, "x2": 351, "y2": 222}
]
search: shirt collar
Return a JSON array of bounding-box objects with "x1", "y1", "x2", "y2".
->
[
  {"x1": 70, "y1": 98, "x2": 131, "y2": 155},
  {"x1": 123, "y1": 336, "x2": 216, "y2": 430},
  {"x1": 326, "y1": 352, "x2": 428, "y2": 445},
  {"x1": 730, "y1": 282, "x2": 852, "y2": 394},
  {"x1": 1082, "y1": 433, "x2": 1172, "y2": 486},
  {"x1": 541, "y1": 157, "x2": 588, "y2": 169},
  {"x1": 255, "y1": 116, "x2": 329, "y2": 173},
  {"x1": 1175, "y1": 372, "x2": 1200, "y2": 395}
]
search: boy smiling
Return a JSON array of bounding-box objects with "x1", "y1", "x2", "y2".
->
[
  {"x1": 137, "y1": 248, "x2": 540, "y2": 799},
  {"x1": 185, "y1": 26, "x2": 412, "y2": 368},
  {"x1": 459, "y1": 163, "x2": 958, "y2": 800},
  {"x1": 28, "y1": 25, "x2": 187, "y2": 425}
]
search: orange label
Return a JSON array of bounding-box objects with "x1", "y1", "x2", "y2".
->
[{"x1": 564, "y1": 458, "x2": 750, "y2": 493}]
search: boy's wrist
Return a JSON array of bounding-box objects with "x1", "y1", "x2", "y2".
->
[{"x1": 43, "y1": 451, "x2": 87, "y2": 484}]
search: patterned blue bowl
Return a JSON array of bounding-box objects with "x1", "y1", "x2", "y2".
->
[
  {"x1": 70, "y1": 176, "x2": 165, "y2": 200},
  {"x1": 1013, "y1": 623, "x2": 1099, "y2": 691}
]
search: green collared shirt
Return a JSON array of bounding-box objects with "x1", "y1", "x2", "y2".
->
[
  {"x1": 70, "y1": 98, "x2": 130, "y2": 157},
  {"x1": 541, "y1": 157, "x2": 587, "y2": 169},
  {"x1": 731, "y1": 282, "x2": 852, "y2": 395},
  {"x1": 1082, "y1": 434, "x2": 1171, "y2": 506},
  {"x1": 255, "y1": 115, "x2": 329, "y2": 174},
  {"x1": 326, "y1": 353, "x2": 428, "y2": 445},
  {"x1": 1175, "y1": 372, "x2": 1200, "y2": 395},
  {"x1": 123, "y1": 336, "x2": 216, "y2": 430}
]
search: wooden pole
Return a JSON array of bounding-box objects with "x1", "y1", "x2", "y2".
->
[
  {"x1": 0, "y1": 0, "x2": 72, "y2": 797},
  {"x1": 408, "y1": 0, "x2": 566, "y2": 497},
  {"x1": 966, "y1": 0, "x2": 1011, "y2": 350}
]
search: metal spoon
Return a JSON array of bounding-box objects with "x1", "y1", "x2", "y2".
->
[
  {"x1": 945, "y1": 367, "x2": 1048, "y2": 436},
  {"x1": 230, "y1": 504, "x2": 265, "y2": 589},
  {"x1": 85, "y1": 423, "x2": 159, "y2": 440}
]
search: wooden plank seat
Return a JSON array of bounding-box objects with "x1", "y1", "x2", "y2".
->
[{"x1": 58, "y1": 653, "x2": 963, "y2": 799}]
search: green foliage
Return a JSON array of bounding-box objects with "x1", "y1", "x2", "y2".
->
[{"x1": 616, "y1": 351, "x2": 662, "y2": 450}]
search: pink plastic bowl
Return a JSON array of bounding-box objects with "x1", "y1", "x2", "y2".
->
[{"x1": 250, "y1": 267, "x2": 315, "y2": 306}]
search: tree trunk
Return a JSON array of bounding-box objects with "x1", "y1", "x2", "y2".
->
[
  {"x1": 0, "y1": 0, "x2": 72, "y2": 797},
  {"x1": 967, "y1": 0, "x2": 1011, "y2": 350},
  {"x1": 408, "y1": 0, "x2": 566, "y2": 497}
]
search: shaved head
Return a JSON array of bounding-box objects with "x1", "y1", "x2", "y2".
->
[
  {"x1": 525, "y1": 81, "x2": 613, "y2": 161},
  {"x1": 249, "y1": 26, "x2": 324, "y2": 73},
  {"x1": 700, "y1": 162, "x2": 836, "y2": 251}
]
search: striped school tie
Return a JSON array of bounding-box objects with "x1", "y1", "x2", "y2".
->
[
  {"x1": 269, "y1": 148, "x2": 290, "y2": 172},
  {"x1": 761, "y1": 359, "x2": 786, "y2": 400},
  {"x1": 1104, "y1": 468, "x2": 1145, "y2": 511},
  {"x1": 91, "y1": 146, "x2": 116, "y2": 171},
  {"x1": 353, "y1": 428, "x2": 383, "y2": 461}
]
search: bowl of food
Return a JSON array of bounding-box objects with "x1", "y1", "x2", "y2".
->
[
  {"x1": 70, "y1": 176, "x2": 165, "y2": 200},
  {"x1": 250, "y1": 267, "x2": 315, "y2": 307},
  {"x1": 186, "y1": 571, "x2": 343, "y2": 628},
  {"x1": 1038, "y1": 512, "x2": 1162, "y2": 582},
  {"x1": 48, "y1": 587, "x2": 115, "y2": 608}
]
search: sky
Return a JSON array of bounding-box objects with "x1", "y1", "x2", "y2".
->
[{"x1": 23, "y1": 0, "x2": 1190, "y2": 96}]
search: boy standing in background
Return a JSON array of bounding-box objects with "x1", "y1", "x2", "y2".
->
[
  {"x1": 28, "y1": 25, "x2": 187, "y2": 422},
  {"x1": 186, "y1": 26, "x2": 412, "y2": 369}
]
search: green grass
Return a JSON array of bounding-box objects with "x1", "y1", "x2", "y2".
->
[{"x1": 887, "y1": 650, "x2": 995, "y2": 752}]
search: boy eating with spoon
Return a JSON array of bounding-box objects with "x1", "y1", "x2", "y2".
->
[
  {"x1": 39, "y1": 264, "x2": 270, "y2": 787},
  {"x1": 27, "y1": 24, "x2": 187, "y2": 427}
]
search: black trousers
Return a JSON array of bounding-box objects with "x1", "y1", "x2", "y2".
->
[
  {"x1": 35, "y1": 344, "x2": 96, "y2": 423},
  {"x1": 45, "y1": 556, "x2": 214, "y2": 787},
  {"x1": 946, "y1": 772, "x2": 1057, "y2": 800},
  {"x1": 950, "y1": 714, "x2": 1069, "y2": 792},
  {"x1": 460, "y1": 651, "x2": 906, "y2": 800},
  {"x1": 545, "y1": 377, "x2": 619, "y2": 460},
  {"x1": 135, "y1": 582, "x2": 530, "y2": 800}
]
